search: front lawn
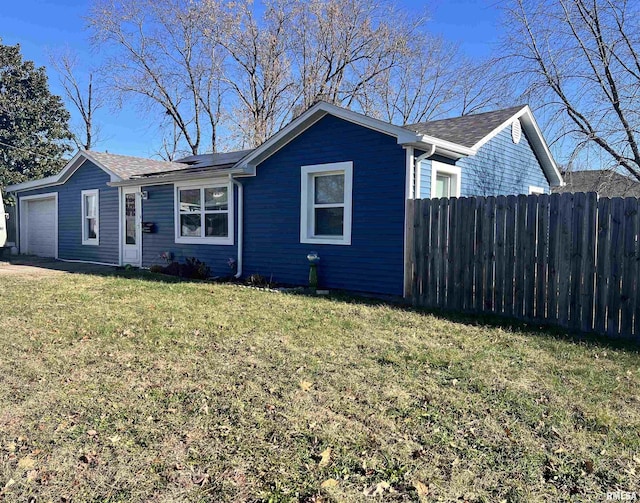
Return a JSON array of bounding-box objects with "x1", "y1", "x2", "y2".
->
[{"x1": 0, "y1": 271, "x2": 638, "y2": 502}]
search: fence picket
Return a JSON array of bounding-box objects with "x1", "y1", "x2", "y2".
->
[
  {"x1": 569, "y1": 193, "x2": 586, "y2": 329},
  {"x1": 483, "y1": 198, "x2": 496, "y2": 312},
  {"x1": 620, "y1": 198, "x2": 637, "y2": 337},
  {"x1": 607, "y1": 199, "x2": 624, "y2": 337},
  {"x1": 461, "y1": 198, "x2": 475, "y2": 311},
  {"x1": 504, "y1": 196, "x2": 517, "y2": 317},
  {"x1": 581, "y1": 193, "x2": 597, "y2": 333},
  {"x1": 429, "y1": 199, "x2": 441, "y2": 306},
  {"x1": 524, "y1": 196, "x2": 538, "y2": 319},
  {"x1": 495, "y1": 196, "x2": 507, "y2": 315},
  {"x1": 473, "y1": 198, "x2": 485, "y2": 311},
  {"x1": 535, "y1": 195, "x2": 550, "y2": 320}
]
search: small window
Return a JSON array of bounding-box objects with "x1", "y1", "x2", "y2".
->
[
  {"x1": 81, "y1": 189, "x2": 99, "y2": 245},
  {"x1": 435, "y1": 174, "x2": 452, "y2": 198},
  {"x1": 301, "y1": 162, "x2": 353, "y2": 245},
  {"x1": 431, "y1": 162, "x2": 461, "y2": 199},
  {"x1": 529, "y1": 185, "x2": 545, "y2": 195},
  {"x1": 174, "y1": 181, "x2": 233, "y2": 245}
]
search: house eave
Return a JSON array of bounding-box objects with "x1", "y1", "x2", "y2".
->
[
  {"x1": 5, "y1": 151, "x2": 124, "y2": 193},
  {"x1": 107, "y1": 166, "x2": 249, "y2": 187}
]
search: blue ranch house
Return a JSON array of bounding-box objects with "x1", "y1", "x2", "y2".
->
[{"x1": 5, "y1": 102, "x2": 563, "y2": 297}]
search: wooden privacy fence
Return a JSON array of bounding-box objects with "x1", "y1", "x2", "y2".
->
[{"x1": 406, "y1": 192, "x2": 640, "y2": 341}]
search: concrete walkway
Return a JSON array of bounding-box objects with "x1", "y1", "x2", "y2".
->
[{"x1": 0, "y1": 257, "x2": 118, "y2": 276}]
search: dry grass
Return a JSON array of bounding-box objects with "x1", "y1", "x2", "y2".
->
[{"x1": 0, "y1": 270, "x2": 638, "y2": 502}]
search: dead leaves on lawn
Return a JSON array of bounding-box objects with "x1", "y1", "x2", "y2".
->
[
  {"x1": 413, "y1": 480, "x2": 430, "y2": 501},
  {"x1": 318, "y1": 447, "x2": 332, "y2": 468},
  {"x1": 299, "y1": 379, "x2": 313, "y2": 392}
]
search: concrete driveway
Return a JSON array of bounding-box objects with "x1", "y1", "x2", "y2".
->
[{"x1": 0, "y1": 257, "x2": 118, "y2": 276}]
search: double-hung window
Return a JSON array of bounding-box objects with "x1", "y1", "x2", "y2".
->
[
  {"x1": 81, "y1": 189, "x2": 99, "y2": 245},
  {"x1": 300, "y1": 161, "x2": 353, "y2": 245},
  {"x1": 175, "y1": 181, "x2": 233, "y2": 245}
]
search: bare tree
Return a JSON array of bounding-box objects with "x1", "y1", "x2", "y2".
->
[
  {"x1": 88, "y1": 0, "x2": 225, "y2": 154},
  {"x1": 359, "y1": 35, "x2": 459, "y2": 124},
  {"x1": 49, "y1": 49, "x2": 103, "y2": 150},
  {"x1": 288, "y1": 0, "x2": 417, "y2": 110},
  {"x1": 215, "y1": 0, "x2": 295, "y2": 147},
  {"x1": 501, "y1": 0, "x2": 640, "y2": 181}
]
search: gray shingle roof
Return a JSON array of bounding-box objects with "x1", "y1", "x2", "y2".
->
[
  {"x1": 552, "y1": 170, "x2": 640, "y2": 198},
  {"x1": 404, "y1": 105, "x2": 527, "y2": 148},
  {"x1": 84, "y1": 150, "x2": 192, "y2": 179}
]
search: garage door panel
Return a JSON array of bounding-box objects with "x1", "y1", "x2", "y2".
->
[{"x1": 24, "y1": 197, "x2": 56, "y2": 257}]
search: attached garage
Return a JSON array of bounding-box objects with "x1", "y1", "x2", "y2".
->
[{"x1": 19, "y1": 193, "x2": 58, "y2": 258}]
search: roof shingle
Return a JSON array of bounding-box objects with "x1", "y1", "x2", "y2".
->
[{"x1": 84, "y1": 150, "x2": 192, "y2": 179}]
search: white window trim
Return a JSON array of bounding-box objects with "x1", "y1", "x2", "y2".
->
[
  {"x1": 300, "y1": 161, "x2": 353, "y2": 245},
  {"x1": 81, "y1": 189, "x2": 99, "y2": 246},
  {"x1": 174, "y1": 179, "x2": 234, "y2": 245},
  {"x1": 430, "y1": 161, "x2": 461, "y2": 198},
  {"x1": 529, "y1": 185, "x2": 545, "y2": 195}
]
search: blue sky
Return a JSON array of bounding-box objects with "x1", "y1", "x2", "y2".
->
[{"x1": 1, "y1": 0, "x2": 503, "y2": 158}]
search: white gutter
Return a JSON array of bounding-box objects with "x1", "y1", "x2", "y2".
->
[
  {"x1": 415, "y1": 144, "x2": 436, "y2": 164},
  {"x1": 231, "y1": 176, "x2": 244, "y2": 278}
]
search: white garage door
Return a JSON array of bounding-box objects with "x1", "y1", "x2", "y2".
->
[{"x1": 23, "y1": 197, "x2": 57, "y2": 257}]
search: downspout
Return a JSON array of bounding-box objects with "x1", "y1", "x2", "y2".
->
[
  {"x1": 231, "y1": 176, "x2": 243, "y2": 278},
  {"x1": 413, "y1": 145, "x2": 436, "y2": 199}
]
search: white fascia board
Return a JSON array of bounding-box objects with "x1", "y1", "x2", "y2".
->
[
  {"x1": 517, "y1": 109, "x2": 564, "y2": 187},
  {"x1": 5, "y1": 151, "x2": 123, "y2": 192},
  {"x1": 107, "y1": 167, "x2": 244, "y2": 187},
  {"x1": 415, "y1": 135, "x2": 475, "y2": 158}
]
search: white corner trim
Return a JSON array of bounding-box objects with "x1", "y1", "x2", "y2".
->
[
  {"x1": 117, "y1": 186, "x2": 123, "y2": 266},
  {"x1": 19, "y1": 192, "x2": 59, "y2": 259},
  {"x1": 300, "y1": 161, "x2": 353, "y2": 246},
  {"x1": 529, "y1": 185, "x2": 545, "y2": 195},
  {"x1": 431, "y1": 161, "x2": 462, "y2": 199},
  {"x1": 81, "y1": 189, "x2": 100, "y2": 246},
  {"x1": 174, "y1": 178, "x2": 234, "y2": 245}
]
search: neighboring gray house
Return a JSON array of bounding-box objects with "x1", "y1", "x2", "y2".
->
[
  {"x1": 552, "y1": 169, "x2": 640, "y2": 198},
  {"x1": 4, "y1": 102, "x2": 562, "y2": 296}
]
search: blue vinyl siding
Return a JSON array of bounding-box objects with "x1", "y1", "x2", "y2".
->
[
  {"x1": 420, "y1": 128, "x2": 550, "y2": 198},
  {"x1": 140, "y1": 183, "x2": 238, "y2": 276},
  {"x1": 241, "y1": 114, "x2": 407, "y2": 296},
  {"x1": 16, "y1": 161, "x2": 119, "y2": 263}
]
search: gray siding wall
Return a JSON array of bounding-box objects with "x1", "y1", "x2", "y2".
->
[
  {"x1": 420, "y1": 127, "x2": 550, "y2": 198},
  {"x1": 16, "y1": 161, "x2": 119, "y2": 264}
]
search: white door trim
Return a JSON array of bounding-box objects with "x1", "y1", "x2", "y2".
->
[
  {"x1": 19, "y1": 192, "x2": 58, "y2": 258},
  {"x1": 121, "y1": 187, "x2": 142, "y2": 266}
]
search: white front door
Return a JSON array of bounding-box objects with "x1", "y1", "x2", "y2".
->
[{"x1": 122, "y1": 187, "x2": 142, "y2": 266}]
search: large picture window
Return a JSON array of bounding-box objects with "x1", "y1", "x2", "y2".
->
[
  {"x1": 81, "y1": 189, "x2": 99, "y2": 245},
  {"x1": 300, "y1": 161, "x2": 353, "y2": 245},
  {"x1": 174, "y1": 181, "x2": 233, "y2": 245}
]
